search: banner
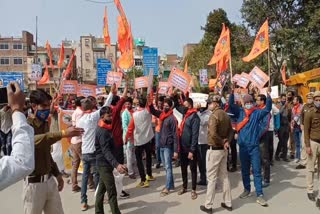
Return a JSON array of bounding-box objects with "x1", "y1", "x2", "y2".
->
[
  {"x1": 260, "y1": 85, "x2": 279, "y2": 99},
  {"x1": 215, "y1": 71, "x2": 230, "y2": 95},
  {"x1": 232, "y1": 74, "x2": 241, "y2": 83},
  {"x1": 158, "y1": 82, "x2": 171, "y2": 94},
  {"x1": 0, "y1": 72, "x2": 24, "y2": 90},
  {"x1": 77, "y1": 84, "x2": 96, "y2": 97},
  {"x1": 134, "y1": 76, "x2": 148, "y2": 89},
  {"x1": 30, "y1": 64, "x2": 42, "y2": 81},
  {"x1": 60, "y1": 80, "x2": 78, "y2": 94},
  {"x1": 234, "y1": 88, "x2": 249, "y2": 102},
  {"x1": 249, "y1": 66, "x2": 270, "y2": 89},
  {"x1": 199, "y1": 69, "x2": 208, "y2": 86},
  {"x1": 96, "y1": 86, "x2": 107, "y2": 96},
  {"x1": 168, "y1": 67, "x2": 192, "y2": 93},
  {"x1": 107, "y1": 72, "x2": 123, "y2": 88},
  {"x1": 189, "y1": 93, "x2": 209, "y2": 108},
  {"x1": 237, "y1": 72, "x2": 250, "y2": 88}
]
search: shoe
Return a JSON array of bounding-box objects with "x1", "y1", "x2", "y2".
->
[
  {"x1": 156, "y1": 163, "x2": 161, "y2": 169},
  {"x1": 175, "y1": 160, "x2": 180, "y2": 167},
  {"x1": 282, "y1": 158, "x2": 290, "y2": 162},
  {"x1": 275, "y1": 156, "x2": 280, "y2": 161},
  {"x1": 316, "y1": 198, "x2": 320, "y2": 208},
  {"x1": 221, "y1": 203, "x2": 232, "y2": 211},
  {"x1": 120, "y1": 190, "x2": 130, "y2": 199},
  {"x1": 200, "y1": 205, "x2": 213, "y2": 214},
  {"x1": 290, "y1": 155, "x2": 295, "y2": 160},
  {"x1": 229, "y1": 167, "x2": 237, "y2": 172},
  {"x1": 72, "y1": 185, "x2": 81, "y2": 193},
  {"x1": 262, "y1": 182, "x2": 270, "y2": 188},
  {"x1": 146, "y1": 175, "x2": 156, "y2": 181},
  {"x1": 136, "y1": 181, "x2": 149, "y2": 188},
  {"x1": 296, "y1": 164, "x2": 306, "y2": 170},
  {"x1": 178, "y1": 188, "x2": 187, "y2": 195},
  {"x1": 256, "y1": 196, "x2": 268, "y2": 207},
  {"x1": 160, "y1": 188, "x2": 170, "y2": 197},
  {"x1": 308, "y1": 193, "x2": 316, "y2": 201},
  {"x1": 197, "y1": 181, "x2": 207, "y2": 186},
  {"x1": 239, "y1": 190, "x2": 251, "y2": 199},
  {"x1": 81, "y1": 203, "x2": 88, "y2": 211},
  {"x1": 191, "y1": 190, "x2": 198, "y2": 200}
]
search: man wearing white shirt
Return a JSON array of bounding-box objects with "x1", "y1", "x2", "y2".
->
[{"x1": 0, "y1": 82, "x2": 35, "y2": 191}]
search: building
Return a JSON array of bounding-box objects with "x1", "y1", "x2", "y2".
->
[
  {"x1": 79, "y1": 35, "x2": 117, "y2": 84},
  {"x1": 183, "y1": 43, "x2": 198, "y2": 60}
]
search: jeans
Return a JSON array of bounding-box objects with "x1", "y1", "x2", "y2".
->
[
  {"x1": 135, "y1": 142, "x2": 152, "y2": 182},
  {"x1": 275, "y1": 126, "x2": 289, "y2": 159},
  {"x1": 0, "y1": 130, "x2": 12, "y2": 156},
  {"x1": 160, "y1": 147, "x2": 174, "y2": 190},
  {"x1": 239, "y1": 145, "x2": 263, "y2": 196},
  {"x1": 155, "y1": 132, "x2": 162, "y2": 164},
  {"x1": 81, "y1": 153, "x2": 99, "y2": 204},
  {"x1": 180, "y1": 152, "x2": 197, "y2": 191},
  {"x1": 260, "y1": 131, "x2": 273, "y2": 183},
  {"x1": 197, "y1": 144, "x2": 207, "y2": 183},
  {"x1": 95, "y1": 166, "x2": 121, "y2": 214},
  {"x1": 293, "y1": 130, "x2": 302, "y2": 160}
]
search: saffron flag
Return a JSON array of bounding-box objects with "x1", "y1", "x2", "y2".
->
[
  {"x1": 45, "y1": 41, "x2": 55, "y2": 71},
  {"x1": 117, "y1": 24, "x2": 133, "y2": 69},
  {"x1": 64, "y1": 49, "x2": 76, "y2": 78},
  {"x1": 208, "y1": 24, "x2": 231, "y2": 66},
  {"x1": 38, "y1": 64, "x2": 50, "y2": 85},
  {"x1": 58, "y1": 43, "x2": 65, "y2": 69},
  {"x1": 281, "y1": 64, "x2": 287, "y2": 85},
  {"x1": 103, "y1": 6, "x2": 111, "y2": 48},
  {"x1": 117, "y1": 16, "x2": 129, "y2": 54},
  {"x1": 243, "y1": 19, "x2": 269, "y2": 62},
  {"x1": 114, "y1": 0, "x2": 128, "y2": 27}
]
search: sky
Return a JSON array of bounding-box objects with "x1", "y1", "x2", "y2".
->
[{"x1": 0, "y1": 0, "x2": 243, "y2": 55}]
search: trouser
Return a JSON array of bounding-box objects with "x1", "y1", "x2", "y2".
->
[
  {"x1": 124, "y1": 144, "x2": 137, "y2": 176},
  {"x1": 81, "y1": 153, "x2": 99, "y2": 204},
  {"x1": 275, "y1": 126, "x2": 289, "y2": 159},
  {"x1": 95, "y1": 166, "x2": 121, "y2": 214},
  {"x1": 51, "y1": 141, "x2": 64, "y2": 171},
  {"x1": 259, "y1": 131, "x2": 273, "y2": 183},
  {"x1": 114, "y1": 145, "x2": 124, "y2": 165},
  {"x1": 306, "y1": 140, "x2": 320, "y2": 195},
  {"x1": 160, "y1": 147, "x2": 174, "y2": 190},
  {"x1": 71, "y1": 143, "x2": 82, "y2": 189},
  {"x1": 180, "y1": 152, "x2": 197, "y2": 191},
  {"x1": 135, "y1": 142, "x2": 152, "y2": 182},
  {"x1": 300, "y1": 130, "x2": 307, "y2": 166},
  {"x1": 23, "y1": 177, "x2": 64, "y2": 214},
  {"x1": 289, "y1": 131, "x2": 296, "y2": 156},
  {"x1": 197, "y1": 144, "x2": 208, "y2": 184},
  {"x1": 0, "y1": 130, "x2": 12, "y2": 156},
  {"x1": 293, "y1": 130, "x2": 302, "y2": 160},
  {"x1": 228, "y1": 137, "x2": 238, "y2": 169},
  {"x1": 239, "y1": 145, "x2": 263, "y2": 196},
  {"x1": 155, "y1": 132, "x2": 162, "y2": 164},
  {"x1": 205, "y1": 149, "x2": 232, "y2": 209}
]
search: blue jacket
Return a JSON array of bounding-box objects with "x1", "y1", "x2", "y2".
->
[{"x1": 229, "y1": 94, "x2": 272, "y2": 147}]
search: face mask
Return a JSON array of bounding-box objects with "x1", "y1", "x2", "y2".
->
[
  {"x1": 36, "y1": 109, "x2": 50, "y2": 122},
  {"x1": 245, "y1": 104, "x2": 253, "y2": 110},
  {"x1": 163, "y1": 107, "x2": 170, "y2": 113},
  {"x1": 104, "y1": 119, "x2": 112, "y2": 124},
  {"x1": 314, "y1": 101, "x2": 320, "y2": 108},
  {"x1": 281, "y1": 101, "x2": 286, "y2": 105}
]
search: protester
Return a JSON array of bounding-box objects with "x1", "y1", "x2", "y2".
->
[
  {"x1": 177, "y1": 97, "x2": 200, "y2": 200},
  {"x1": 149, "y1": 97, "x2": 179, "y2": 196},
  {"x1": 291, "y1": 95, "x2": 303, "y2": 163},
  {"x1": 95, "y1": 106, "x2": 127, "y2": 214},
  {"x1": 25, "y1": 89, "x2": 84, "y2": 214},
  {"x1": 287, "y1": 91, "x2": 296, "y2": 159},
  {"x1": 0, "y1": 82, "x2": 35, "y2": 191},
  {"x1": 0, "y1": 105, "x2": 13, "y2": 155},
  {"x1": 154, "y1": 95, "x2": 165, "y2": 169},
  {"x1": 200, "y1": 95, "x2": 233, "y2": 214},
  {"x1": 304, "y1": 91, "x2": 320, "y2": 208}
]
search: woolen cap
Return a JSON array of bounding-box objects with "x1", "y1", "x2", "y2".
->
[{"x1": 243, "y1": 94, "x2": 253, "y2": 104}]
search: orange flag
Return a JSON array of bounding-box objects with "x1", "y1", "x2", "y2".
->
[
  {"x1": 58, "y1": 43, "x2": 65, "y2": 69},
  {"x1": 117, "y1": 16, "x2": 129, "y2": 54},
  {"x1": 114, "y1": 0, "x2": 128, "y2": 27},
  {"x1": 117, "y1": 24, "x2": 133, "y2": 69},
  {"x1": 46, "y1": 41, "x2": 55, "y2": 71},
  {"x1": 38, "y1": 64, "x2": 50, "y2": 85},
  {"x1": 64, "y1": 49, "x2": 76, "y2": 78},
  {"x1": 208, "y1": 24, "x2": 231, "y2": 66},
  {"x1": 243, "y1": 19, "x2": 269, "y2": 62},
  {"x1": 281, "y1": 64, "x2": 287, "y2": 85},
  {"x1": 103, "y1": 6, "x2": 111, "y2": 48},
  {"x1": 184, "y1": 60, "x2": 188, "y2": 73}
]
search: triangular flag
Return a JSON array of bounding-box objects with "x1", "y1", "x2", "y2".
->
[
  {"x1": 117, "y1": 16, "x2": 129, "y2": 54},
  {"x1": 208, "y1": 24, "x2": 231, "y2": 65},
  {"x1": 64, "y1": 49, "x2": 76, "y2": 78},
  {"x1": 38, "y1": 64, "x2": 50, "y2": 85},
  {"x1": 45, "y1": 41, "x2": 55, "y2": 71},
  {"x1": 58, "y1": 43, "x2": 65, "y2": 69},
  {"x1": 184, "y1": 61, "x2": 188, "y2": 73},
  {"x1": 103, "y1": 6, "x2": 111, "y2": 48},
  {"x1": 243, "y1": 19, "x2": 269, "y2": 62}
]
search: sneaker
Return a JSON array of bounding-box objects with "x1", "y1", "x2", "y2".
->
[
  {"x1": 221, "y1": 203, "x2": 233, "y2": 211},
  {"x1": 256, "y1": 196, "x2": 268, "y2": 207},
  {"x1": 136, "y1": 181, "x2": 149, "y2": 188},
  {"x1": 199, "y1": 205, "x2": 213, "y2": 214},
  {"x1": 81, "y1": 203, "x2": 88, "y2": 211},
  {"x1": 262, "y1": 182, "x2": 270, "y2": 188},
  {"x1": 120, "y1": 190, "x2": 130, "y2": 199},
  {"x1": 146, "y1": 175, "x2": 156, "y2": 181},
  {"x1": 72, "y1": 185, "x2": 81, "y2": 193},
  {"x1": 239, "y1": 190, "x2": 251, "y2": 199},
  {"x1": 296, "y1": 164, "x2": 306, "y2": 169}
]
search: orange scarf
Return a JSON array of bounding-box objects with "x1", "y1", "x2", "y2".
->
[
  {"x1": 236, "y1": 107, "x2": 257, "y2": 132},
  {"x1": 293, "y1": 104, "x2": 302, "y2": 115},
  {"x1": 98, "y1": 119, "x2": 112, "y2": 130},
  {"x1": 158, "y1": 109, "x2": 173, "y2": 130},
  {"x1": 179, "y1": 108, "x2": 198, "y2": 136}
]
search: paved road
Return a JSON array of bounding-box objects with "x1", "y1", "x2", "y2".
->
[{"x1": 1, "y1": 158, "x2": 319, "y2": 214}]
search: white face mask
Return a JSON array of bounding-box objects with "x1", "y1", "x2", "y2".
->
[
  {"x1": 314, "y1": 101, "x2": 320, "y2": 108},
  {"x1": 245, "y1": 104, "x2": 253, "y2": 110}
]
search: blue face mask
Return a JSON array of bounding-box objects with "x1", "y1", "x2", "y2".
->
[
  {"x1": 36, "y1": 109, "x2": 50, "y2": 122},
  {"x1": 314, "y1": 101, "x2": 320, "y2": 109},
  {"x1": 245, "y1": 104, "x2": 253, "y2": 110}
]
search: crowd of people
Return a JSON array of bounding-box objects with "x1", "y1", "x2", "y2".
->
[{"x1": 1, "y1": 79, "x2": 320, "y2": 214}]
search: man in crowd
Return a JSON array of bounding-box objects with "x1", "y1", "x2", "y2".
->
[
  {"x1": 229, "y1": 87, "x2": 272, "y2": 207},
  {"x1": 25, "y1": 89, "x2": 84, "y2": 214},
  {"x1": 296, "y1": 92, "x2": 314, "y2": 169},
  {"x1": 177, "y1": 98, "x2": 200, "y2": 200},
  {"x1": 0, "y1": 105, "x2": 13, "y2": 156},
  {"x1": 95, "y1": 106, "x2": 127, "y2": 214},
  {"x1": 0, "y1": 82, "x2": 35, "y2": 191},
  {"x1": 200, "y1": 95, "x2": 233, "y2": 214},
  {"x1": 126, "y1": 97, "x2": 155, "y2": 188},
  {"x1": 287, "y1": 91, "x2": 296, "y2": 159},
  {"x1": 154, "y1": 95, "x2": 164, "y2": 168},
  {"x1": 149, "y1": 97, "x2": 179, "y2": 196},
  {"x1": 304, "y1": 91, "x2": 320, "y2": 208}
]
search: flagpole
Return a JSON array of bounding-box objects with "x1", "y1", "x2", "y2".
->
[
  {"x1": 229, "y1": 54, "x2": 233, "y2": 81},
  {"x1": 267, "y1": 48, "x2": 271, "y2": 86}
]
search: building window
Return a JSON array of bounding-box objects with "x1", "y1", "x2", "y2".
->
[
  {"x1": 85, "y1": 39, "x2": 90, "y2": 47},
  {"x1": 13, "y1": 58, "x2": 23, "y2": 65},
  {"x1": 0, "y1": 43, "x2": 9, "y2": 50},
  {"x1": 13, "y1": 43, "x2": 23, "y2": 50},
  {"x1": 0, "y1": 58, "x2": 9, "y2": 65},
  {"x1": 135, "y1": 59, "x2": 143, "y2": 66}
]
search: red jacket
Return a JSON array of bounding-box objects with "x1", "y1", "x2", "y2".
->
[{"x1": 112, "y1": 97, "x2": 126, "y2": 147}]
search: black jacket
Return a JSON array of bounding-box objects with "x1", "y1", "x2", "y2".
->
[{"x1": 95, "y1": 126, "x2": 119, "y2": 168}]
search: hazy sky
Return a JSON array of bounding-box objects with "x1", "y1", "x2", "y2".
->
[{"x1": 0, "y1": 0, "x2": 243, "y2": 55}]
